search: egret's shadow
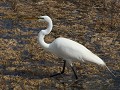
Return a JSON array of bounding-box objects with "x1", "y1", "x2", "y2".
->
[
  {"x1": 1, "y1": 60, "x2": 57, "y2": 79},
  {"x1": 2, "y1": 69, "x2": 49, "y2": 79}
]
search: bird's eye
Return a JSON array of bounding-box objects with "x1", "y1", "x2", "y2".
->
[{"x1": 38, "y1": 16, "x2": 44, "y2": 19}]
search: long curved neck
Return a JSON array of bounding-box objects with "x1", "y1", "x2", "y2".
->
[
  {"x1": 38, "y1": 19, "x2": 53, "y2": 51},
  {"x1": 46, "y1": 20, "x2": 53, "y2": 34},
  {"x1": 38, "y1": 32, "x2": 49, "y2": 50}
]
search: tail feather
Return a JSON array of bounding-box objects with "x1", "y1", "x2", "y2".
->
[{"x1": 105, "y1": 65, "x2": 116, "y2": 77}]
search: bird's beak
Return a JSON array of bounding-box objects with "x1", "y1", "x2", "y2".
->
[
  {"x1": 23, "y1": 17, "x2": 39, "y2": 20},
  {"x1": 24, "y1": 17, "x2": 44, "y2": 21},
  {"x1": 1, "y1": 15, "x2": 44, "y2": 21}
]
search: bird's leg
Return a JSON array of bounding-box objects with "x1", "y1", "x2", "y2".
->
[
  {"x1": 61, "y1": 60, "x2": 66, "y2": 74},
  {"x1": 50, "y1": 60, "x2": 66, "y2": 77},
  {"x1": 70, "y1": 65, "x2": 78, "y2": 79}
]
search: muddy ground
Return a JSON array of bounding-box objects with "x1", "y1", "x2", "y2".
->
[{"x1": 0, "y1": 0, "x2": 120, "y2": 90}]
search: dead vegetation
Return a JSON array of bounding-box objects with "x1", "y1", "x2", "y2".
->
[{"x1": 0, "y1": 0, "x2": 120, "y2": 89}]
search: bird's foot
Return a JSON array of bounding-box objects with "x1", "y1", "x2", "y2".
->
[{"x1": 50, "y1": 71, "x2": 64, "y2": 77}]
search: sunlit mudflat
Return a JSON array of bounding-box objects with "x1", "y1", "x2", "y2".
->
[{"x1": 0, "y1": 0, "x2": 120, "y2": 89}]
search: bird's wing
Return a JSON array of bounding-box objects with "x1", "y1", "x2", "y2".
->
[
  {"x1": 50, "y1": 37, "x2": 92, "y2": 61},
  {"x1": 50, "y1": 37, "x2": 105, "y2": 65}
]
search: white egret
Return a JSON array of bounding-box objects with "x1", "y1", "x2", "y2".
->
[{"x1": 27, "y1": 16, "x2": 116, "y2": 79}]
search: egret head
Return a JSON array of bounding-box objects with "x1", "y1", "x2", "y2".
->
[
  {"x1": 24, "y1": 15, "x2": 52, "y2": 23},
  {"x1": 24, "y1": 15, "x2": 53, "y2": 35},
  {"x1": 38, "y1": 16, "x2": 52, "y2": 22}
]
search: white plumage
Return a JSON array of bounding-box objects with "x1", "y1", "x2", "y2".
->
[
  {"x1": 36, "y1": 16, "x2": 115, "y2": 79},
  {"x1": 49, "y1": 37, "x2": 105, "y2": 66}
]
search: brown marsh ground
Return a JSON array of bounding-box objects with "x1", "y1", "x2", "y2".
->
[{"x1": 0, "y1": 0, "x2": 120, "y2": 89}]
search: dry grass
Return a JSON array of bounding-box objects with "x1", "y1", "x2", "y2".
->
[{"x1": 0, "y1": 0, "x2": 120, "y2": 89}]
